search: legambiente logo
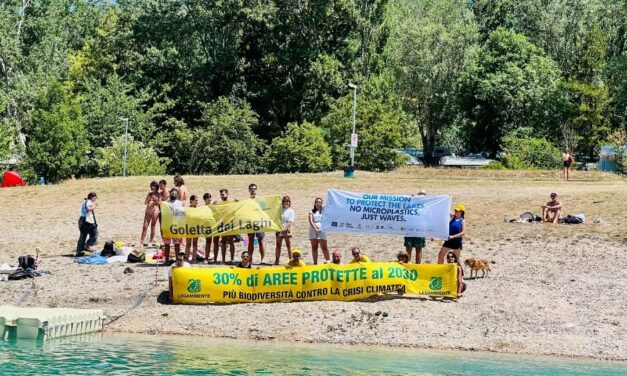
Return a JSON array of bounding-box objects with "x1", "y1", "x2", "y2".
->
[
  {"x1": 429, "y1": 276, "x2": 442, "y2": 290},
  {"x1": 187, "y1": 279, "x2": 202, "y2": 293}
]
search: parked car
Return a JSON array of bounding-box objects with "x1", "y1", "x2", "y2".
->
[
  {"x1": 394, "y1": 149, "x2": 424, "y2": 165},
  {"x1": 439, "y1": 155, "x2": 494, "y2": 168}
]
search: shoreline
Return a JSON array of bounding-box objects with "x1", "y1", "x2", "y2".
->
[
  {"x1": 1, "y1": 172, "x2": 625, "y2": 364},
  {"x1": 100, "y1": 329, "x2": 627, "y2": 363}
]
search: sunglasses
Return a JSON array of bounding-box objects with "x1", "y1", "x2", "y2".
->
[
  {"x1": 352, "y1": 253, "x2": 360, "y2": 256},
  {"x1": 176, "y1": 258, "x2": 184, "y2": 262}
]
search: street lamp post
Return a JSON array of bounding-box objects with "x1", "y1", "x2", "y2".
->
[
  {"x1": 119, "y1": 117, "x2": 129, "y2": 177},
  {"x1": 348, "y1": 83, "x2": 358, "y2": 168}
]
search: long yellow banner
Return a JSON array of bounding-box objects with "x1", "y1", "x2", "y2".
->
[
  {"x1": 160, "y1": 196, "x2": 282, "y2": 238},
  {"x1": 172, "y1": 263, "x2": 458, "y2": 303}
]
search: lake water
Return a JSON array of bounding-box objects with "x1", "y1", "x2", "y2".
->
[{"x1": 0, "y1": 333, "x2": 625, "y2": 375}]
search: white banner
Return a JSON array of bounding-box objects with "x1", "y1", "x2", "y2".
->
[{"x1": 321, "y1": 189, "x2": 452, "y2": 239}]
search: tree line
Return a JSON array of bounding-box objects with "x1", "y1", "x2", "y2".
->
[{"x1": 0, "y1": 0, "x2": 625, "y2": 182}]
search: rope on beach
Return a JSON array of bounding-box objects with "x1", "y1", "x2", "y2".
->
[
  {"x1": 16, "y1": 278, "x2": 36, "y2": 306},
  {"x1": 104, "y1": 262, "x2": 162, "y2": 326},
  {"x1": 104, "y1": 284, "x2": 156, "y2": 326}
]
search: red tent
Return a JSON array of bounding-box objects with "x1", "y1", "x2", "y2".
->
[{"x1": 1, "y1": 171, "x2": 26, "y2": 188}]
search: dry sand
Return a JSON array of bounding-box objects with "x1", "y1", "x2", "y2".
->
[{"x1": 0, "y1": 168, "x2": 626, "y2": 361}]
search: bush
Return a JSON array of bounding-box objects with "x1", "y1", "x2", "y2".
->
[
  {"x1": 265, "y1": 122, "x2": 332, "y2": 173},
  {"x1": 186, "y1": 97, "x2": 265, "y2": 174},
  {"x1": 481, "y1": 161, "x2": 505, "y2": 170},
  {"x1": 24, "y1": 81, "x2": 89, "y2": 183},
  {"x1": 502, "y1": 137, "x2": 561, "y2": 169},
  {"x1": 94, "y1": 136, "x2": 168, "y2": 176}
]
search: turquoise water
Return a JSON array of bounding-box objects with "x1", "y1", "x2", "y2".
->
[{"x1": 0, "y1": 333, "x2": 625, "y2": 375}]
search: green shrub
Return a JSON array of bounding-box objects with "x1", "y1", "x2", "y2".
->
[
  {"x1": 265, "y1": 122, "x2": 332, "y2": 173},
  {"x1": 95, "y1": 136, "x2": 168, "y2": 176},
  {"x1": 481, "y1": 161, "x2": 505, "y2": 170},
  {"x1": 502, "y1": 137, "x2": 561, "y2": 169}
]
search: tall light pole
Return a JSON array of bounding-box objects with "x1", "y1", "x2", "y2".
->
[
  {"x1": 119, "y1": 117, "x2": 129, "y2": 177},
  {"x1": 348, "y1": 83, "x2": 358, "y2": 168}
]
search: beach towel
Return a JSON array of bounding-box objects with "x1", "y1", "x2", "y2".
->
[{"x1": 74, "y1": 253, "x2": 108, "y2": 265}]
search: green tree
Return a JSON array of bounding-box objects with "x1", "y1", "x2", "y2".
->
[
  {"x1": 78, "y1": 75, "x2": 156, "y2": 148},
  {"x1": 386, "y1": 0, "x2": 477, "y2": 164},
  {"x1": 24, "y1": 81, "x2": 88, "y2": 183},
  {"x1": 566, "y1": 81, "x2": 611, "y2": 159},
  {"x1": 502, "y1": 137, "x2": 561, "y2": 169},
  {"x1": 459, "y1": 29, "x2": 565, "y2": 155},
  {"x1": 321, "y1": 94, "x2": 405, "y2": 171},
  {"x1": 265, "y1": 122, "x2": 332, "y2": 173},
  {"x1": 185, "y1": 97, "x2": 265, "y2": 174},
  {"x1": 94, "y1": 136, "x2": 168, "y2": 177}
]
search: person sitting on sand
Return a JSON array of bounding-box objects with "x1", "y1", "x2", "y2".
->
[
  {"x1": 542, "y1": 192, "x2": 562, "y2": 224},
  {"x1": 286, "y1": 248, "x2": 306, "y2": 267},
  {"x1": 168, "y1": 251, "x2": 190, "y2": 302},
  {"x1": 331, "y1": 250, "x2": 342, "y2": 265},
  {"x1": 237, "y1": 251, "x2": 252, "y2": 269},
  {"x1": 349, "y1": 247, "x2": 371, "y2": 263},
  {"x1": 397, "y1": 250, "x2": 410, "y2": 264},
  {"x1": 446, "y1": 252, "x2": 466, "y2": 297}
]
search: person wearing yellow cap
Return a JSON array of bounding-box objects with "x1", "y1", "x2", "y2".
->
[
  {"x1": 437, "y1": 204, "x2": 466, "y2": 264},
  {"x1": 286, "y1": 248, "x2": 306, "y2": 267}
]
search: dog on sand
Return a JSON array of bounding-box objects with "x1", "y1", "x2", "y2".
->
[{"x1": 464, "y1": 258, "x2": 494, "y2": 278}]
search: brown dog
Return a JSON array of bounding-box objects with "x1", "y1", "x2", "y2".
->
[{"x1": 464, "y1": 258, "x2": 493, "y2": 278}]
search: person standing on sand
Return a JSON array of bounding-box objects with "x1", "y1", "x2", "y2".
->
[
  {"x1": 275, "y1": 195, "x2": 295, "y2": 265},
  {"x1": 542, "y1": 192, "x2": 562, "y2": 224},
  {"x1": 446, "y1": 252, "x2": 466, "y2": 297},
  {"x1": 76, "y1": 192, "x2": 98, "y2": 257},
  {"x1": 173, "y1": 175, "x2": 189, "y2": 206},
  {"x1": 163, "y1": 188, "x2": 183, "y2": 264},
  {"x1": 309, "y1": 197, "x2": 330, "y2": 264},
  {"x1": 213, "y1": 188, "x2": 236, "y2": 264},
  {"x1": 562, "y1": 148, "x2": 574, "y2": 181},
  {"x1": 247, "y1": 183, "x2": 268, "y2": 264},
  {"x1": 404, "y1": 189, "x2": 427, "y2": 263},
  {"x1": 140, "y1": 181, "x2": 161, "y2": 247},
  {"x1": 203, "y1": 193, "x2": 214, "y2": 263},
  {"x1": 158, "y1": 179, "x2": 168, "y2": 201},
  {"x1": 185, "y1": 195, "x2": 200, "y2": 262},
  {"x1": 437, "y1": 204, "x2": 465, "y2": 264}
]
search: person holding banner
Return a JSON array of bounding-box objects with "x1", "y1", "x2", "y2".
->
[
  {"x1": 163, "y1": 188, "x2": 183, "y2": 265},
  {"x1": 446, "y1": 252, "x2": 466, "y2": 297},
  {"x1": 236, "y1": 251, "x2": 252, "y2": 269},
  {"x1": 247, "y1": 183, "x2": 268, "y2": 264},
  {"x1": 286, "y1": 249, "x2": 306, "y2": 267},
  {"x1": 404, "y1": 190, "x2": 427, "y2": 263},
  {"x1": 213, "y1": 188, "x2": 236, "y2": 264},
  {"x1": 184, "y1": 195, "x2": 201, "y2": 262},
  {"x1": 308, "y1": 197, "x2": 330, "y2": 264},
  {"x1": 437, "y1": 204, "x2": 466, "y2": 264},
  {"x1": 350, "y1": 247, "x2": 371, "y2": 263},
  {"x1": 168, "y1": 251, "x2": 190, "y2": 302},
  {"x1": 173, "y1": 175, "x2": 189, "y2": 206},
  {"x1": 331, "y1": 250, "x2": 342, "y2": 265},
  {"x1": 275, "y1": 195, "x2": 295, "y2": 265},
  {"x1": 202, "y1": 193, "x2": 214, "y2": 263}
]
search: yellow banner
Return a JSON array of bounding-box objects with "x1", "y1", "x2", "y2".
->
[
  {"x1": 160, "y1": 196, "x2": 282, "y2": 238},
  {"x1": 172, "y1": 263, "x2": 458, "y2": 303}
]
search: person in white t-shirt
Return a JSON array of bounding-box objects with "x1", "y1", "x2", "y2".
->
[
  {"x1": 274, "y1": 195, "x2": 295, "y2": 265},
  {"x1": 76, "y1": 192, "x2": 98, "y2": 256},
  {"x1": 168, "y1": 252, "x2": 190, "y2": 302},
  {"x1": 163, "y1": 188, "x2": 183, "y2": 265}
]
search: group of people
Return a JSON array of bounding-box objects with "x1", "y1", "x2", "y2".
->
[{"x1": 135, "y1": 176, "x2": 333, "y2": 266}]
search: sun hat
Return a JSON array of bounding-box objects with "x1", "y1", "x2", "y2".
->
[
  {"x1": 292, "y1": 248, "x2": 302, "y2": 256},
  {"x1": 454, "y1": 204, "x2": 465, "y2": 212}
]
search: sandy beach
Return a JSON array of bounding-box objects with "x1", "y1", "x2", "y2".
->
[{"x1": 0, "y1": 169, "x2": 625, "y2": 361}]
